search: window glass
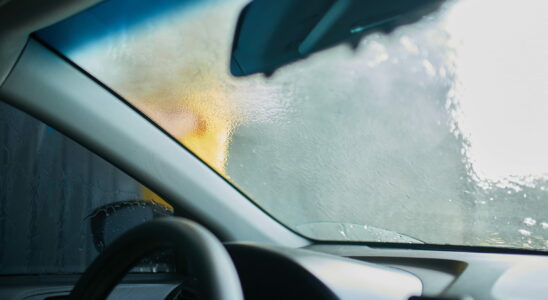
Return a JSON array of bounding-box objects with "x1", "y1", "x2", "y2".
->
[
  {"x1": 0, "y1": 101, "x2": 172, "y2": 274},
  {"x1": 37, "y1": 0, "x2": 548, "y2": 250}
]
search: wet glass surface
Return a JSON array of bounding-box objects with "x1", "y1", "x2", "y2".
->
[
  {"x1": 37, "y1": 0, "x2": 548, "y2": 249},
  {"x1": 0, "y1": 102, "x2": 172, "y2": 274}
]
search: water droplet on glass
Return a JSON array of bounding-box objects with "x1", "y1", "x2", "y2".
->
[
  {"x1": 518, "y1": 229, "x2": 532, "y2": 236},
  {"x1": 422, "y1": 59, "x2": 436, "y2": 77},
  {"x1": 523, "y1": 217, "x2": 536, "y2": 226}
]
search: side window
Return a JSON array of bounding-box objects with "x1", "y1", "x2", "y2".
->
[{"x1": 0, "y1": 101, "x2": 172, "y2": 274}]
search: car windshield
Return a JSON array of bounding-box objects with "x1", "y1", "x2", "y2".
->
[{"x1": 38, "y1": 0, "x2": 548, "y2": 250}]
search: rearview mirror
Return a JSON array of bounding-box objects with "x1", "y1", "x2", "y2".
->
[{"x1": 230, "y1": 0, "x2": 445, "y2": 76}]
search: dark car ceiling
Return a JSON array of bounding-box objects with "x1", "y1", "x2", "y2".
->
[{"x1": 0, "y1": 0, "x2": 102, "y2": 85}]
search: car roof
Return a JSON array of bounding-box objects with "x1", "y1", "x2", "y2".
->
[{"x1": 0, "y1": 0, "x2": 102, "y2": 84}]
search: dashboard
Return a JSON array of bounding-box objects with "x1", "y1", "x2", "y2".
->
[{"x1": 1, "y1": 243, "x2": 547, "y2": 299}]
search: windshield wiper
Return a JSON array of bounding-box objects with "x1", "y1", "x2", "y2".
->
[{"x1": 296, "y1": 221, "x2": 425, "y2": 244}]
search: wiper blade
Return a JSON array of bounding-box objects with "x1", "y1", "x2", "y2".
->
[{"x1": 296, "y1": 221, "x2": 425, "y2": 244}]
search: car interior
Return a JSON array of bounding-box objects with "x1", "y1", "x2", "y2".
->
[{"x1": 1, "y1": 0, "x2": 548, "y2": 299}]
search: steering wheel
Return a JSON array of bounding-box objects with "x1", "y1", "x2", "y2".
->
[{"x1": 70, "y1": 217, "x2": 244, "y2": 300}]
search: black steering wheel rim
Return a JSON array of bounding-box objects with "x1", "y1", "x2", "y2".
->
[{"x1": 70, "y1": 217, "x2": 243, "y2": 300}]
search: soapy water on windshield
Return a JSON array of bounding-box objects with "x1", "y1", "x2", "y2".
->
[{"x1": 71, "y1": 0, "x2": 548, "y2": 249}]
